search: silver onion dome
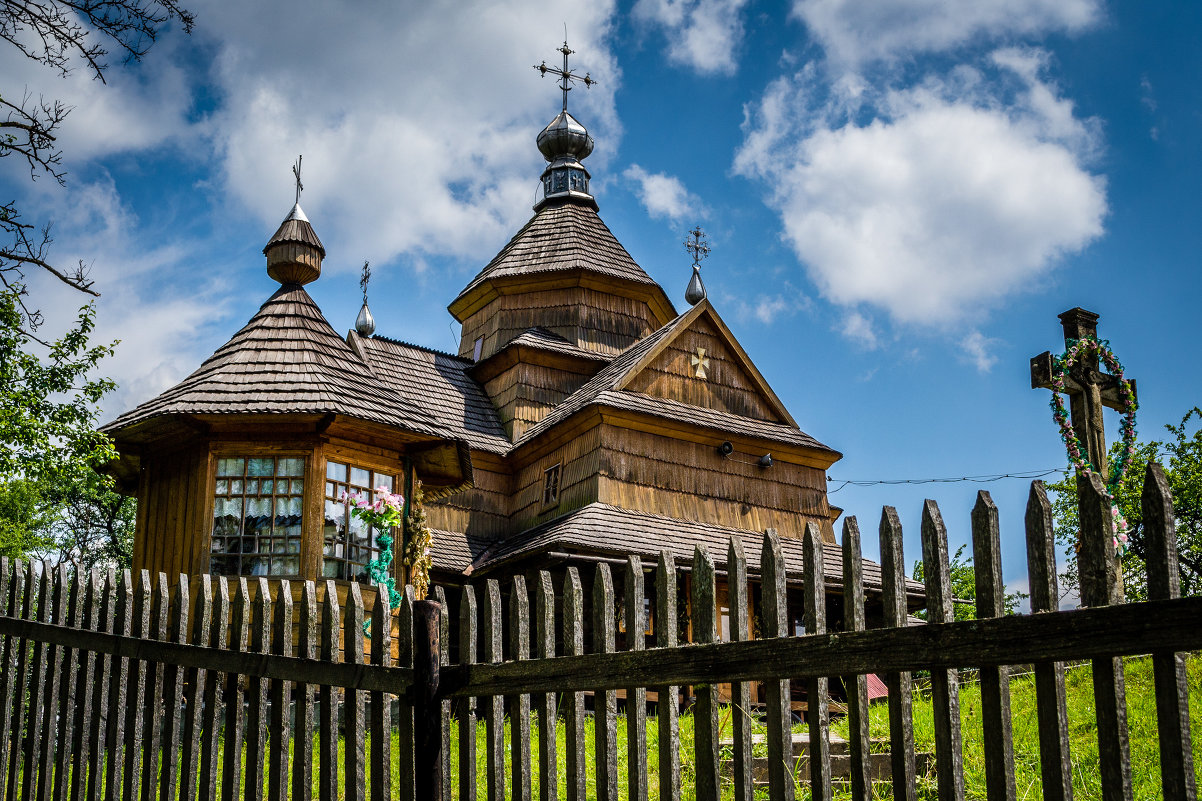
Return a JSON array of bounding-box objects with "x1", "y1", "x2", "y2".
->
[
  {"x1": 537, "y1": 110, "x2": 594, "y2": 163},
  {"x1": 355, "y1": 301, "x2": 376, "y2": 337},
  {"x1": 685, "y1": 264, "x2": 707, "y2": 305}
]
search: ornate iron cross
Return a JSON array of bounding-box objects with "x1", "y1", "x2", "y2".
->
[
  {"x1": 534, "y1": 38, "x2": 595, "y2": 112},
  {"x1": 685, "y1": 226, "x2": 710, "y2": 268}
]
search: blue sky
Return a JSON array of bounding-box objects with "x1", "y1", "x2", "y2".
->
[{"x1": 4, "y1": 0, "x2": 1200, "y2": 601}]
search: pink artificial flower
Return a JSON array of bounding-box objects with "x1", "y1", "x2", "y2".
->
[
  {"x1": 356, "y1": 497, "x2": 370, "y2": 509},
  {"x1": 376, "y1": 484, "x2": 390, "y2": 494},
  {"x1": 339, "y1": 490, "x2": 349, "y2": 502},
  {"x1": 1119, "y1": 532, "x2": 1129, "y2": 543}
]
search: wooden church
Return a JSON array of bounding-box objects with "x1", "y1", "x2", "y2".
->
[{"x1": 102, "y1": 47, "x2": 920, "y2": 651}]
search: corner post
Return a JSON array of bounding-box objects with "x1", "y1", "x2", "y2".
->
[{"x1": 413, "y1": 598, "x2": 443, "y2": 801}]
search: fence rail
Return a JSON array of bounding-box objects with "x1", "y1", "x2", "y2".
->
[{"x1": 0, "y1": 463, "x2": 1196, "y2": 801}]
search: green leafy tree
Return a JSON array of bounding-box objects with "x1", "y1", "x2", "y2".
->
[
  {"x1": 1048, "y1": 407, "x2": 1202, "y2": 602},
  {"x1": 912, "y1": 544, "x2": 1026, "y2": 621}
]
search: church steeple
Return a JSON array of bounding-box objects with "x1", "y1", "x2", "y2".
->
[
  {"x1": 533, "y1": 41, "x2": 597, "y2": 211},
  {"x1": 264, "y1": 156, "x2": 325, "y2": 285}
]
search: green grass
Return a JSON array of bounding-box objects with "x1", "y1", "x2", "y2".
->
[{"x1": 830, "y1": 653, "x2": 1202, "y2": 800}]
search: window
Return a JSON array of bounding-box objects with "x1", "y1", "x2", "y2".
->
[
  {"x1": 323, "y1": 461, "x2": 396, "y2": 581},
  {"x1": 542, "y1": 463, "x2": 561, "y2": 506},
  {"x1": 472, "y1": 337, "x2": 483, "y2": 362},
  {"x1": 211, "y1": 456, "x2": 305, "y2": 576}
]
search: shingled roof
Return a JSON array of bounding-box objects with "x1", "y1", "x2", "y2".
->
[
  {"x1": 450, "y1": 200, "x2": 662, "y2": 311},
  {"x1": 457, "y1": 502, "x2": 924, "y2": 597},
  {"x1": 350, "y1": 333, "x2": 511, "y2": 454},
  {"x1": 104, "y1": 284, "x2": 443, "y2": 437}
]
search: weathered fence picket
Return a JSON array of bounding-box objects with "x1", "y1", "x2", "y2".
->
[
  {"x1": 508, "y1": 577, "x2": 532, "y2": 801},
  {"x1": 592, "y1": 564, "x2": 619, "y2": 801},
  {"x1": 562, "y1": 567, "x2": 586, "y2": 801},
  {"x1": 0, "y1": 465, "x2": 1196, "y2": 801},
  {"x1": 456, "y1": 585, "x2": 477, "y2": 801},
  {"x1": 727, "y1": 538, "x2": 753, "y2": 801},
  {"x1": 760, "y1": 530, "x2": 794, "y2": 801},
  {"x1": 654, "y1": 551, "x2": 681, "y2": 801},
  {"x1": 972, "y1": 492, "x2": 1017, "y2": 801},
  {"x1": 481, "y1": 580, "x2": 504, "y2": 801},
  {"x1": 691, "y1": 546, "x2": 720, "y2": 801},
  {"x1": 921, "y1": 501, "x2": 966, "y2": 801},
  {"x1": 533, "y1": 573, "x2": 557, "y2": 801},
  {"x1": 1143, "y1": 463, "x2": 1197, "y2": 801},
  {"x1": 623, "y1": 556, "x2": 648, "y2": 801},
  {"x1": 802, "y1": 523, "x2": 832, "y2": 801},
  {"x1": 841, "y1": 517, "x2": 871, "y2": 801},
  {"x1": 879, "y1": 508, "x2": 917, "y2": 801}
]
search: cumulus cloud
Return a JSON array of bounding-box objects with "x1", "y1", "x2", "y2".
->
[
  {"x1": 632, "y1": 0, "x2": 749, "y2": 75},
  {"x1": 623, "y1": 164, "x2": 705, "y2": 222},
  {"x1": 841, "y1": 311, "x2": 878, "y2": 349},
  {"x1": 959, "y1": 330, "x2": 1000, "y2": 372},
  {"x1": 734, "y1": 51, "x2": 1107, "y2": 330},
  {"x1": 792, "y1": 0, "x2": 1101, "y2": 66}
]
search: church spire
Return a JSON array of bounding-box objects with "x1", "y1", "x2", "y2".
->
[
  {"x1": 533, "y1": 39, "x2": 597, "y2": 211},
  {"x1": 264, "y1": 155, "x2": 326, "y2": 285},
  {"x1": 355, "y1": 260, "x2": 376, "y2": 336}
]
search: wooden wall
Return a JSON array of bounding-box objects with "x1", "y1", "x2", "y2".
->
[
  {"x1": 133, "y1": 441, "x2": 213, "y2": 579},
  {"x1": 458, "y1": 287, "x2": 660, "y2": 361},
  {"x1": 623, "y1": 315, "x2": 782, "y2": 422},
  {"x1": 597, "y1": 426, "x2": 835, "y2": 542},
  {"x1": 481, "y1": 362, "x2": 590, "y2": 440},
  {"x1": 509, "y1": 426, "x2": 602, "y2": 532},
  {"x1": 424, "y1": 455, "x2": 510, "y2": 538}
]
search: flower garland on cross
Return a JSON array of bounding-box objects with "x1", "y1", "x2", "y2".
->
[{"x1": 1048, "y1": 335, "x2": 1139, "y2": 554}]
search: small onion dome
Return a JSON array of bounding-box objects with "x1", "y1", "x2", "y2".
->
[
  {"x1": 537, "y1": 110, "x2": 594, "y2": 163},
  {"x1": 355, "y1": 301, "x2": 376, "y2": 337},
  {"x1": 264, "y1": 202, "x2": 326, "y2": 285},
  {"x1": 685, "y1": 264, "x2": 707, "y2": 305}
]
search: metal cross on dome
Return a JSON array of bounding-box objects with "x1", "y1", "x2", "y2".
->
[
  {"x1": 534, "y1": 36, "x2": 596, "y2": 112},
  {"x1": 685, "y1": 226, "x2": 710, "y2": 268},
  {"x1": 292, "y1": 155, "x2": 303, "y2": 205}
]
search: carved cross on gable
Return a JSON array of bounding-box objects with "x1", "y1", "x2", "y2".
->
[{"x1": 691, "y1": 347, "x2": 710, "y2": 379}]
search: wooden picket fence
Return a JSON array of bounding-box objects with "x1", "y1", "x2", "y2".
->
[{"x1": 0, "y1": 463, "x2": 1199, "y2": 801}]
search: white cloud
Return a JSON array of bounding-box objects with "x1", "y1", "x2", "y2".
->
[
  {"x1": 792, "y1": 0, "x2": 1101, "y2": 67},
  {"x1": 623, "y1": 164, "x2": 705, "y2": 222},
  {"x1": 959, "y1": 330, "x2": 1000, "y2": 372},
  {"x1": 632, "y1": 0, "x2": 749, "y2": 75},
  {"x1": 841, "y1": 311, "x2": 877, "y2": 348},
  {"x1": 734, "y1": 52, "x2": 1107, "y2": 329}
]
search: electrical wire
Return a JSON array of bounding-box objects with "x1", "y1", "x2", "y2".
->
[{"x1": 826, "y1": 468, "x2": 1066, "y2": 494}]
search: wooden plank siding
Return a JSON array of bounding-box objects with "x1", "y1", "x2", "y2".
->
[
  {"x1": 598, "y1": 425, "x2": 834, "y2": 541},
  {"x1": 458, "y1": 287, "x2": 662, "y2": 362},
  {"x1": 481, "y1": 361, "x2": 589, "y2": 440}
]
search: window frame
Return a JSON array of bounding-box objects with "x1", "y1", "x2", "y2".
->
[{"x1": 541, "y1": 462, "x2": 562, "y2": 508}]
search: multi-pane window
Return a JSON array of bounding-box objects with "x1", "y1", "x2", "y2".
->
[
  {"x1": 542, "y1": 463, "x2": 561, "y2": 506},
  {"x1": 323, "y1": 461, "x2": 395, "y2": 581},
  {"x1": 210, "y1": 456, "x2": 305, "y2": 576}
]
